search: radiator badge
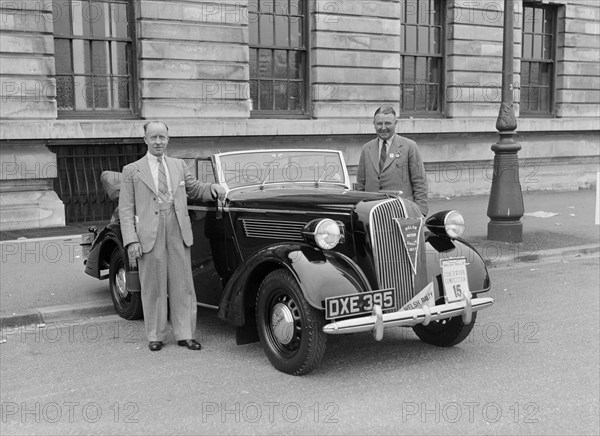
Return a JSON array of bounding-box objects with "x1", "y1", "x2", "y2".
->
[{"x1": 393, "y1": 217, "x2": 424, "y2": 275}]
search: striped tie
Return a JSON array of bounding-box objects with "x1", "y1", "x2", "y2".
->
[{"x1": 157, "y1": 156, "x2": 169, "y2": 202}]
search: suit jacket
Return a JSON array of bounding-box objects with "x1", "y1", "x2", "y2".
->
[
  {"x1": 356, "y1": 135, "x2": 429, "y2": 215},
  {"x1": 119, "y1": 155, "x2": 214, "y2": 253}
]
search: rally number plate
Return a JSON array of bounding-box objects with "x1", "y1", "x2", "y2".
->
[
  {"x1": 325, "y1": 288, "x2": 396, "y2": 320},
  {"x1": 440, "y1": 257, "x2": 470, "y2": 303}
]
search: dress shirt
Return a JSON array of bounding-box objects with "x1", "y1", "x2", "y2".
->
[
  {"x1": 379, "y1": 135, "x2": 396, "y2": 160},
  {"x1": 146, "y1": 152, "x2": 173, "y2": 201}
]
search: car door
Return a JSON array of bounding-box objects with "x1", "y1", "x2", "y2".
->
[{"x1": 188, "y1": 158, "x2": 225, "y2": 308}]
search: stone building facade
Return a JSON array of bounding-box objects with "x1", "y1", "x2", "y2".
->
[{"x1": 1, "y1": 0, "x2": 598, "y2": 229}]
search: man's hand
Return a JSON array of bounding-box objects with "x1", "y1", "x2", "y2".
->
[
  {"x1": 210, "y1": 184, "x2": 226, "y2": 201},
  {"x1": 126, "y1": 242, "x2": 142, "y2": 269}
]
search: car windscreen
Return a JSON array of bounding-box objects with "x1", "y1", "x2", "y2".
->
[{"x1": 217, "y1": 151, "x2": 346, "y2": 190}]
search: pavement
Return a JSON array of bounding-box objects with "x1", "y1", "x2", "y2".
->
[{"x1": 1, "y1": 189, "x2": 598, "y2": 331}]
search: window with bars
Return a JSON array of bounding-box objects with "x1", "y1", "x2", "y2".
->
[
  {"x1": 400, "y1": 0, "x2": 444, "y2": 115},
  {"x1": 521, "y1": 3, "x2": 556, "y2": 115},
  {"x1": 248, "y1": 0, "x2": 308, "y2": 116},
  {"x1": 52, "y1": 0, "x2": 136, "y2": 117}
]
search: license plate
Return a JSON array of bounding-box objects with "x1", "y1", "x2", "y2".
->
[
  {"x1": 441, "y1": 257, "x2": 470, "y2": 303},
  {"x1": 325, "y1": 288, "x2": 396, "y2": 320}
]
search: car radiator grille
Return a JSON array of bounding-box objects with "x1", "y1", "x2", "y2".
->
[
  {"x1": 241, "y1": 219, "x2": 305, "y2": 241},
  {"x1": 370, "y1": 199, "x2": 415, "y2": 308}
]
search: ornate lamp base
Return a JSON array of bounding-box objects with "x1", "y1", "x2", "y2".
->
[
  {"x1": 486, "y1": 131, "x2": 524, "y2": 243},
  {"x1": 488, "y1": 220, "x2": 523, "y2": 243}
]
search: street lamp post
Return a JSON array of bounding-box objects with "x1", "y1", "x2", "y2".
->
[{"x1": 487, "y1": 0, "x2": 524, "y2": 242}]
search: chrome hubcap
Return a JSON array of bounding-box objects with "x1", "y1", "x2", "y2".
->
[
  {"x1": 271, "y1": 302, "x2": 294, "y2": 344},
  {"x1": 116, "y1": 268, "x2": 128, "y2": 298}
]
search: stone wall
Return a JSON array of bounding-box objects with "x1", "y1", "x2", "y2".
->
[
  {"x1": 0, "y1": 0, "x2": 63, "y2": 229},
  {"x1": 311, "y1": 0, "x2": 401, "y2": 118},
  {"x1": 558, "y1": 0, "x2": 600, "y2": 117},
  {"x1": 0, "y1": 0, "x2": 56, "y2": 118},
  {"x1": 446, "y1": 0, "x2": 518, "y2": 118},
  {"x1": 137, "y1": 0, "x2": 249, "y2": 118},
  {"x1": 0, "y1": 0, "x2": 598, "y2": 229}
]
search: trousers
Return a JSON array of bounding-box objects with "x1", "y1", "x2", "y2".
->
[{"x1": 138, "y1": 203, "x2": 197, "y2": 341}]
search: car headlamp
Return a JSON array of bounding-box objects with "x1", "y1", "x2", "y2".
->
[
  {"x1": 426, "y1": 210, "x2": 465, "y2": 239},
  {"x1": 444, "y1": 211, "x2": 465, "y2": 238},
  {"x1": 303, "y1": 219, "x2": 344, "y2": 250}
]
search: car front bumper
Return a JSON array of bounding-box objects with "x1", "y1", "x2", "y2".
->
[{"x1": 322, "y1": 293, "x2": 494, "y2": 341}]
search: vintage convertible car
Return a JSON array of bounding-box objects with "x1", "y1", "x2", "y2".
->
[{"x1": 82, "y1": 149, "x2": 494, "y2": 375}]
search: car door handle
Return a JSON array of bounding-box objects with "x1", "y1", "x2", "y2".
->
[{"x1": 216, "y1": 198, "x2": 224, "y2": 220}]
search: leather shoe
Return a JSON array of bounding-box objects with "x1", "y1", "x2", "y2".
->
[
  {"x1": 177, "y1": 339, "x2": 201, "y2": 350},
  {"x1": 148, "y1": 341, "x2": 163, "y2": 351}
]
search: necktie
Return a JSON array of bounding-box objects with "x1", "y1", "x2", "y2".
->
[
  {"x1": 157, "y1": 156, "x2": 169, "y2": 202},
  {"x1": 379, "y1": 140, "x2": 387, "y2": 173}
]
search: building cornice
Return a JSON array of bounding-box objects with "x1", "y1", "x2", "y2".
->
[{"x1": 1, "y1": 117, "x2": 598, "y2": 141}]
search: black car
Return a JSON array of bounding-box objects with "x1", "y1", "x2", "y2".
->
[{"x1": 82, "y1": 149, "x2": 494, "y2": 375}]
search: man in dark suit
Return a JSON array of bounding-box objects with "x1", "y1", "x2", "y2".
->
[
  {"x1": 356, "y1": 106, "x2": 429, "y2": 215},
  {"x1": 119, "y1": 121, "x2": 226, "y2": 351}
]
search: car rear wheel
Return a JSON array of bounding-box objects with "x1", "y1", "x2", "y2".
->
[
  {"x1": 256, "y1": 270, "x2": 327, "y2": 376},
  {"x1": 109, "y1": 248, "x2": 143, "y2": 320},
  {"x1": 412, "y1": 311, "x2": 477, "y2": 347}
]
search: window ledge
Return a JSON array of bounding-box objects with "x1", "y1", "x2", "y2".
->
[{"x1": 1, "y1": 117, "x2": 598, "y2": 141}]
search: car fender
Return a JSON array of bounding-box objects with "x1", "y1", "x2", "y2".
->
[
  {"x1": 218, "y1": 243, "x2": 371, "y2": 326},
  {"x1": 84, "y1": 224, "x2": 124, "y2": 279},
  {"x1": 425, "y1": 235, "x2": 491, "y2": 298}
]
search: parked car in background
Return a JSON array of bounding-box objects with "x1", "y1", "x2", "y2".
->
[{"x1": 82, "y1": 149, "x2": 494, "y2": 375}]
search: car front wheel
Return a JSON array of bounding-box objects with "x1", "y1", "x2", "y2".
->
[
  {"x1": 412, "y1": 311, "x2": 477, "y2": 347},
  {"x1": 109, "y1": 248, "x2": 143, "y2": 320},
  {"x1": 256, "y1": 270, "x2": 327, "y2": 376}
]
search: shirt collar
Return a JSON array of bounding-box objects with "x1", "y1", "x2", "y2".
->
[
  {"x1": 146, "y1": 152, "x2": 166, "y2": 164},
  {"x1": 379, "y1": 135, "x2": 395, "y2": 147}
]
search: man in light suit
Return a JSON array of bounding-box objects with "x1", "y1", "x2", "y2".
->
[
  {"x1": 356, "y1": 106, "x2": 429, "y2": 215},
  {"x1": 119, "y1": 121, "x2": 225, "y2": 351}
]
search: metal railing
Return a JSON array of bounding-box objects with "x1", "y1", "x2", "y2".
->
[{"x1": 49, "y1": 143, "x2": 145, "y2": 223}]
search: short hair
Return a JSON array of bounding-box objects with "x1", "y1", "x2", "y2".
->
[
  {"x1": 143, "y1": 121, "x2": 169, "y2": 134},
  {"x1": 374, "y1": 106, "x2": 397, "y2": 118}
]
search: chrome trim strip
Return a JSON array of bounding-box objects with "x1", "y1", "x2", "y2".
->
[
  {"x1": 188, "y1": 205, "x2": 351, "y2": 217},
  {"x1": 216, "y1": 148, "x2": 342, "y2": 157},
  {"x1": 368, "y1": 197, "x2": 414, "y2": 308},
  {"x1": 242, "y1": 219, "x2": 305, "y2": 240},
  {"x1": 322, "y1": 297, "x2": 494, "y2": 338},
  {"x1": 226, "y1": 182, "x2": 351, "y2": 193},
  {"x1": 228, "y1": 208, "x2": 351, "y2": 216},
  {"x1": 197, "y1": 302, "x2": 219, "y2": 310}
]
